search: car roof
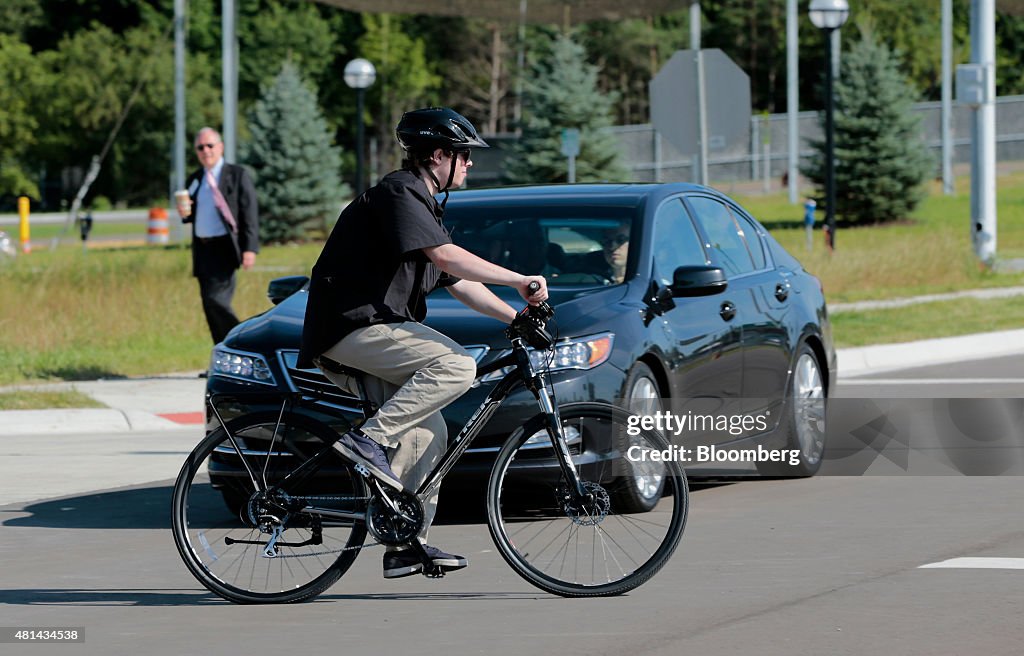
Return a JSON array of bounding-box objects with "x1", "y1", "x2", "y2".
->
[{"x1": 445, "y1": 183, "x2": 715, "y2": 209}]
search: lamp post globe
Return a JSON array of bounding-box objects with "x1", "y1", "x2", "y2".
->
[
  {"x1": 809, "y1": 0, "x2": 849, "y2": 251},
  {"x1": 809, "y1": 0, "x2": 850, "y2": 30},
  {"x1": 344, "y1": 58, "x2": 376, "y2": 194},
  {"x1": 344, "y1": 58, "x2": 376, "y2": 90}
]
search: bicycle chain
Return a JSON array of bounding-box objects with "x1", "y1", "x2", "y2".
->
[{"x1": 262, "y1": 493, "x2": 380, "y2": 559}]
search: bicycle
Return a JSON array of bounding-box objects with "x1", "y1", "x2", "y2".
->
[{"x1": 171, "y1": 294, "x2": 688, "y2": 602}]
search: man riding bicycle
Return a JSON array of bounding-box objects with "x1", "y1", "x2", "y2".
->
[{"x1": 299, "y1": 107, "x2": 548, "y2": 579}]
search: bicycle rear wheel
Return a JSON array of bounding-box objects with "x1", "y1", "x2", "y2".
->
[
  {"x1": 171, "y1": 411, "x2": 369, "y2": 604},
  {"x1": 486, "y1": 402, "x2": 687, "y2": 597}
]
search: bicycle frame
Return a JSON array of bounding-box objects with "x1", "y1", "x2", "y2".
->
[{"x1": 206, "y1": 336, "x2": 590, "y2": 525}]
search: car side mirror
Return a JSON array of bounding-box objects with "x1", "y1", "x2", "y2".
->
[
  {"x1": 267, "y1": 275, "x2": 309, "y2": 305},
  {"x1": 670, "y1": 266, "x2": 727, "y2": 297}
]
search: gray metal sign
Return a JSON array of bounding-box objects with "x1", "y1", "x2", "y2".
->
[
  {"x1": 650, "y1": 49, "x2": 751, "y2": 181},
  {"x1": 560, "y1": 128, "x2": 581, "y2": 157}
]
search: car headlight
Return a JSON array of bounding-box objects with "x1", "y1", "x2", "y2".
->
[
  {"x1": 481, "y1": 333, "x2": 614, "y2": 382},
  {"x1": 210, "y1": 347, "x2": 277, "y2": 386}
]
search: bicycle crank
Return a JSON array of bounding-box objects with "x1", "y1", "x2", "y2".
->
[{"x1": 365, "y1": 489, "x2": 424, "y2": 546}]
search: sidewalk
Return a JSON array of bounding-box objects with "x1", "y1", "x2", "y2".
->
[{"x1": 2, "y1": 325, "x2": 1024, "y2": 436}]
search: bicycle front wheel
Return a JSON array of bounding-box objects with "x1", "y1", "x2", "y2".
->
[
  {"x1": 171, "y1": 411, "x2": 369, "y2": 604},
  {"x1": 486, "y1": 402, "x2": 688, "y2": 597}
]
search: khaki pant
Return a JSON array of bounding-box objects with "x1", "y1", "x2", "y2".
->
[{"x1": 318, "y1": 321, "x2": 477, "y2": 539}]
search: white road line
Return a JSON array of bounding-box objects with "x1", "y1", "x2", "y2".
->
[
  {"x1": 919, "y1": 557, "x2": 1024, "y2": 570},
  {"x1": 840, "y1": 378, "x2": 1024, "y2": 385}
]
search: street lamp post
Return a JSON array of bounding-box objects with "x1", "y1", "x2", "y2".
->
[
  {"x1": 344, "y1": 58, "x2": 377, "y2": 194},
  {"x1": 809, "y1": 0, "x2": 849, "y2": 251}
]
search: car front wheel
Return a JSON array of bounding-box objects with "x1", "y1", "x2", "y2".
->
[
  {"x1": 757, "y1": 344, "x2": 826, "y2": 477},
  {"x1": 614, "y1": 362, "x2": 667, "y2": 512}
]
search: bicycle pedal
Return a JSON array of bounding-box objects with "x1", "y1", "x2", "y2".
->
[
  {"x1": 422, "y1": 565, "x2": 445, "y2": 579},
  {"x1": 353, "y1": 462, "x2": 370, "y2": 478}
]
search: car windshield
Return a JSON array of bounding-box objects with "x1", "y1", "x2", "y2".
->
[{"x1": 444, "y1": 207, "x2": 635, "y2": 287}]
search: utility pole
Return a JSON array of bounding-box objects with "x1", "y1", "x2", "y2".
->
[{"x1": 966, "y1": 1, "x2": 991, "y2": 264}]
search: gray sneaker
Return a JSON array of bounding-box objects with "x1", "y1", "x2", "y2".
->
[{"x1": 334, "y1": 430, "x2": 403, "y2": 491}]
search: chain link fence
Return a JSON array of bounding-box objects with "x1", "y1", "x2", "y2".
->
[{"x1": 609, "y1": 94, "x2": 1024, "y2": 186}]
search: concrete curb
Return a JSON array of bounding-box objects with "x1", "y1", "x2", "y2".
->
[{"x1": 837, "y1": 328, "x2": 1024, "y2": 377}]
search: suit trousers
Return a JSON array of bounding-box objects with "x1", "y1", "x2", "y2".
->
[
  {"x1": 318, "y1": 321, "x2": 477, "y2": 539},
  {"x1": 193, "y1": 235, "x2": 240, "y2": 344}
]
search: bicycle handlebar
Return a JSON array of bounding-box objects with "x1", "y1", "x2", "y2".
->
[{"x1": 506, "y1": 281, "x2": 554, "y2": 349}]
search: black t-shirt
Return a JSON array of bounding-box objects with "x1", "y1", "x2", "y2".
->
[{"x1": 298, "y1": 170, "x2": 460, "y2": 366}]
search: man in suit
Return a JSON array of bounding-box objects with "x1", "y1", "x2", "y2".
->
[{"x1": 176, "y1": 127, "x2": 260, "y2": 344}]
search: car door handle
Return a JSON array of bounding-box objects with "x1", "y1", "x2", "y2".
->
[
  {"x1": 719, "y1": 301, "x2": 736, "y2": 322},
  {"x1": 775, "y1": 283, "x2": 789, "y2": 302}
]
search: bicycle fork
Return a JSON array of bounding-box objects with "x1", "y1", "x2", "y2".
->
[{"x1": 534, "y1": 379, "x2": 591, "y2": 502}]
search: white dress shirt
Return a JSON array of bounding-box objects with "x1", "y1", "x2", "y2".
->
[{"x1": 195, "y1": 158, "x2": 229, "y2": 238}]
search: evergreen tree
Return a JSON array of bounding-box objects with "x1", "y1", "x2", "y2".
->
[
  {"x1": 802, "y1": 32, "x2": 933, "y2": 225},
  {"x1": 504, "y1": 33, "x2": 627, "y2": 185},
  {"x1": 241, "y1": 61, "x2": 348, "y2": 242}
]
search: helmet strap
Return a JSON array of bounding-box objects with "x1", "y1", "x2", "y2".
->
[{"x1": 441, "y1": 156, "x2": 457, "y2": 209}]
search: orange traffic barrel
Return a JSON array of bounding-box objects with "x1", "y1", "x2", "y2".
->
[{"x1": 147, "y1": 207, "x2": 169, "y2": 244}]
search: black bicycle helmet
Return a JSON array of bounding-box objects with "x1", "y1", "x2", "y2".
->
[
  {"x1": 396, "y1": 107, "x2": 489, "y2": 207},
  {"x1": 396, "y1": 107, "x2": 490, "y2": 153}
]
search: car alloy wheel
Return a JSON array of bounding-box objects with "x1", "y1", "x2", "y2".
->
[
  {"x1": 614, "y1": 362, "x2": 667, "y2": 511},
  {"x1": 792, "y1": 349, "x2": 825, "y2": 468}
]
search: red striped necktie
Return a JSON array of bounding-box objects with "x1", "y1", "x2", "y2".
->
[{"x1": 205, "y1": 168, "x2": 238, "y2": 234}]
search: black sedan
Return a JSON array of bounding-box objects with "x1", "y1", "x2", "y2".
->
[{"x1": 205, "y1": 183, "x2": 835, "y2": 504}]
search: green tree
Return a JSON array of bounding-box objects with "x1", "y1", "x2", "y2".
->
[
  {"x1": 802, "y1": 32, "x2": 933, "y2": 225},
  {"x1": 357, "y1": 14, "x2": 441, "y2": 172},
  {"x1": 0, "y1": 0, "x2": 44, "y2": 40},
  {"x1": 0, "y1": 35, "x2": 50, "y2": 198},
  {"x1": 241, "y1": 61, "x2": 348, "y2": 242},
  {"x1": 504, "y1": 33, "x2": 627, "y2": 185},
  {"x1": 238, "y1": 0, "x2": 339, "y2": 110},
  {"x1": 33, "y1": 22, "x2": 221, "y2": 206}
]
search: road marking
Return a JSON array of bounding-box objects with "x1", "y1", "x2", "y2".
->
[
  {"x1": 157, "y1": 411, "x2": 205, "y2": 424},
  {"x1": 840, "y1": 378, "x2": 1024, "y2": 385},
  {"x1": 919, "y1": 557, "x2": 1024, "y2": 570}
]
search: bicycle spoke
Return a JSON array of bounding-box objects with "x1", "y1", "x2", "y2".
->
[
  {"x1": 172, "y1": 413, "x2": 369, "y2": 603},
  {"x1": 488, "y1": 403, "x2": 687, "y2": 596}
]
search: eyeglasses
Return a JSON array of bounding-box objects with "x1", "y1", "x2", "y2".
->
[
  {"x1": 456, "y1": 149, "x2": 472, "y2": 162},
  {"x1": 195, "y1": 143, "x2": 219, "y2": 151},
  {"x1": 601, "y1": 234, "x2": 629, "y2": 249}
]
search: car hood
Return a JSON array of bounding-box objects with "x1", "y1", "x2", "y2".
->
[{"x1": 224, "y1": 284, "x2": 630, "y2": 354}]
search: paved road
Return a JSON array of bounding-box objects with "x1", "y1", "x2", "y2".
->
[
  {"x1": 0, "y1": 210, "x2": 150, "y2": 227},
  {"x1": 2, "y1": 356, "x2": 1022, "y2": 655},
  {"x1": 835, "y1": 353, "x2": 1024, "y2": 398}
]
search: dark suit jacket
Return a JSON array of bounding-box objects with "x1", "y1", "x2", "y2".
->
[{"x1": 183, "y1": 163, "x2": 260, "y2": 277}]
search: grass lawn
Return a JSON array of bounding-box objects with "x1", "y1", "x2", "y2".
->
[
  {"x1": 732, "y1": 171, "x2": 1024, "y2": 302},
  {"x1": 0, "y1": 390, "x2": 105, "y2": 410},
  {"x1": 1, "y1": 171, "x2": 1022, "y2": 384}
]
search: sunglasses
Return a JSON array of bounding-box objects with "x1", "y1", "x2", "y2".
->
[
  {"x1": 601, "y1": 234, "x2": 629, "y2": 249},
  {"x1": 195, "y1": 143, "x2": 219, "y2": 151},
  {"x1": 455, "y1": 149, "x2": 472, "y2": 162}
]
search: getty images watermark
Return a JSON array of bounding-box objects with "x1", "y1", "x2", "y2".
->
[
  {"x1": 625, "y1": 409, "x2": 802, "y2": 466},
  {"x1": 618, "y1": 398, "x2": 1024, "y2": 475}
]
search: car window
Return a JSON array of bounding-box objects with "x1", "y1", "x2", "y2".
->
[
  {"x1": 731, "y1": 208, "x2": 767, "y2": 270},
  {"x1": 687, "y1": 197, "x2": 757, "y2": 276},
  {"x1": 651, "y1": 198, "x2": 707, "y2": 287},
  {"x1": 444, "y1": 208, "x2": 635, "y2": 287}
]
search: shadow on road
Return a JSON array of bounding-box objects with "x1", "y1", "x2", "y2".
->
[
  {"x1": 0, "y1": 588, "x2": 220, "y2": 607},
  {"x1": 2, "y1": 484, "x2": 173, "y2": 529},
  {"x1": 0, "y1": 587, "x2": 547, "y2": 606}
]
